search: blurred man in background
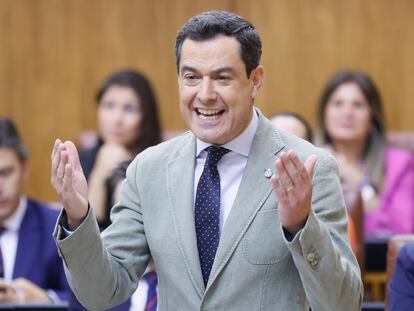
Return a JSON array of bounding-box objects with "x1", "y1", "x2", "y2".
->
[{"x1": 0, "y1": 117, "x2": 70, "y2": 304}]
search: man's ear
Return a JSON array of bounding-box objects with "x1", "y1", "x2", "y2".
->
[{"x1": 250, "y1": 65, "x2": 264, "y2": 99}]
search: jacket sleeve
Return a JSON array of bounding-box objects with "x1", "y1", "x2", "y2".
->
[
  {"x1": 284, "y1": 154, "x2": 363, "y2": 311},
  {"x1": 53, "y1": 157, "x2": 150, "y2": 310}
]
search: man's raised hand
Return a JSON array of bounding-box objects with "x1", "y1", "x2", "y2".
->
[{"x1": 51, "y1": 139, "x2": 88, "y2": 230}]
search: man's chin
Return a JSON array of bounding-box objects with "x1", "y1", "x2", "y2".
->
[
  {"x1": 193, "y1": 131, "x2": 220, "y2": 144},
  {"x1": 194, "y1": 131, "x2": 231, "y2": 145}
]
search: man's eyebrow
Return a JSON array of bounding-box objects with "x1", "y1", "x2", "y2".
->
[
  {"x1": 180, "y1": 65, "x2": 197, "y2": 73},
  {"x1": 179, "y1": 65, "x2": 236, "y2": 74},
  {"x1": 211, "y1": 67, "x2": 236, "y2": 74}
]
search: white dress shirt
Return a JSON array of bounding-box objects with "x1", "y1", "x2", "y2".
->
[
  {"x1": 194, "y1": 109, "x2": 258, "y2": 232},
  {"x1": 129, "y1": 276, "x2": 158, "y2": 311},
  {"x1": 130, "y1": 277, "x2": 150, "y2": 311},
  {"x1": 0, "y1": 196, "x2": 27, "y2": 281}
]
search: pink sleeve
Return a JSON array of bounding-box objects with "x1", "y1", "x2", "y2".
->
[{"x1": 384, "y1": 150, "x2": 414, "y2": 234}]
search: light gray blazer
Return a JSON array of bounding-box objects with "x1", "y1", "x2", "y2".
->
[{"x1": 54, "y1": 111, "x2": 363, "y2": 311}]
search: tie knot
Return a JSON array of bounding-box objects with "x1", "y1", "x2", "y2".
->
[{"x1": 205, "y1": 146, "x2": 230, "y2": 166}]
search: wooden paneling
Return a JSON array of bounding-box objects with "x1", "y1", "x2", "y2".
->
[
  {"x1": 0, "y1": 0, "x2": 233, "y2": 201},
  {"x1": 1, "y1": 0, "x2": 413, "y2": 201},
  {"x1": 236, "y1": 0, "x2": 414, "y2": 130}
]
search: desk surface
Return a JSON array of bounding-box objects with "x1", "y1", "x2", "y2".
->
[
  {"x1": 0, "y1": 303, "x2": 68, "y2": 310},
  {"x1": 362, "y1": 301, "x2": 385, "y2": 311}
]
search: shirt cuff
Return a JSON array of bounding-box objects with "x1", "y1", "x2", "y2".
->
[
  {"x1": 62, "y1": 227, "x2": 73, "y2": 237},
  {"x1": 282, "y1": 226, "x2": 303, "y2": 242}
]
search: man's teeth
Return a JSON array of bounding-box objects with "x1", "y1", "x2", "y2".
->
[{"x1": 197, "y1": 108, "x2": 221, "y2": 116}]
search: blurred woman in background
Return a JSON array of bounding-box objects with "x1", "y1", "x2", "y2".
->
[
  {"x1": 270, "y1": 111, "x2": 360, "y2": 264},
  {"x1": 316, "y1": 70, "x2": 414, "y2": 237},
  {"x1": 79, "y1": 69, "x2": 161, "y2": 229}
]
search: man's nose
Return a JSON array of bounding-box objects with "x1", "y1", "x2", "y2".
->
[{"x1": 197, "y1": 77, "x2": 217, "y2": 103}]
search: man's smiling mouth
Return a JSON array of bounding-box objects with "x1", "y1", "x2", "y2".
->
[{"x1": 195, "y1": 108, "x2": 225, "y2": 118}]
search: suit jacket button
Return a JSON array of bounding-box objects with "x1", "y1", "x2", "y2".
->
[
  {"x1": 306, "y1": 252, "x2": 315, "y2": 262},
  {"x1": 311, "y1": 259, "x2": 318, "y2": 267}
]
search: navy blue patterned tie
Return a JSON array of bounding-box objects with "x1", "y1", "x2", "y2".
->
[
  {"x1": 195, "y1": 146, "x2": 230, "y2": 286},
  {"x1": 143, "y1": 271, "x2": 157, "y2": 311}
]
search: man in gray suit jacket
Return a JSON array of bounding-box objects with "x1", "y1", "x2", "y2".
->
[{"x1": 51, "y1": 10, "x2": 363, "y2": 311}]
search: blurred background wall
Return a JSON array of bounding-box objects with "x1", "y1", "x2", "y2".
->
[{"x1": 1, "y1": 0, "x2": 413, "y2": 202}]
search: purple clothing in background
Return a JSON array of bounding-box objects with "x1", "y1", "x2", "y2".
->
[{"x1": 365, "y1": 148, "x2": 414, "y2": 236}]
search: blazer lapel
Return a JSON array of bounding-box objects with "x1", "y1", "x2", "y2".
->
[
  {"x1": 167, "y1": 134, "x2": 205, "y2": 297},
  {"x1": 207, "y1": 113, "x2": 285, "y2": 290},
  {"x1": 13, "y1": 202, "x2": 40, "y2": 279}
]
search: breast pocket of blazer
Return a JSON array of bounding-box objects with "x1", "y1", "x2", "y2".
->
[{"x1": 242, "y1": 209, "x2": 290, "y2": 265}]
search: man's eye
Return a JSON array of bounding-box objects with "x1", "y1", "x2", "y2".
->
[
  {"x1": 218, "y1": 76, "x2": 230, "y2": 80},
  {"x1": 183, "y1": 74, "x2": 200, "y2": 84}
]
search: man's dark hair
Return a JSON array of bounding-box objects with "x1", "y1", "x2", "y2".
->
[
  {"x1": 0, "y1": 117, "x2": 29, "y2": 161},
  {"x1": 175, "y1": 10, "x2": 262, "y2": 77}
]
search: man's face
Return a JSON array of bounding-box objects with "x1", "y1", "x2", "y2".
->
[
  {"x1": 178, "y1": 35, "x2": 263, "y2": 145},
  {"x1": 0, "y1": 148, "x2": 28, "y2": 223}
]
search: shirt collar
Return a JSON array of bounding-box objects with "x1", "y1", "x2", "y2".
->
[
  {"x1": 196, "y1": 108, "x2": 258, "y2": 158},
  {"x1": 3, "y1": 196, "x2": 28, "y2": 233}
]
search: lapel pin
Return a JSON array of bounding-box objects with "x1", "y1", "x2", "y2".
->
[{"x1": 264, "y1": 168, "x2": 273, "y2": 178}]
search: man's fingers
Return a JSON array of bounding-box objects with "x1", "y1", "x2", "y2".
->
[
  {"x1": 271, "y1": 175, "x2": 288, "y2": 203},
  {"x1": 51, "y1": 139, "x2": 61, "y2": 161},
  {"x1": 51, "y1": 148, "x2": 61, "y2": 177},
  {"x1": 273, "y1": 151, "x2": 317, "y2": 203},
  {"x1": 287, "y1": 151, "x2": 309, "y2": 182},
  {"x1": 62, "y1": 163, "x2": 73, "y2": 193},
  {"x1": 280, "y1": 151, "x2": 303, "y2": 184},
  {"x1": 63, "y1": 141, "x2": 83, "y2": 171},
  {"x1": 304, "y1": 155, "x2": 318, "y2": 178},
  {"x1": 272, "y1": 152, "x2": 315, "y2": 235},
  {"x1": 51, "y1": 139, "x2": 62, "y2": 174},
  {"x1": 279, "y1": 151, "x2": 318, "y2": 184},
  {"x1": 275, "y1": 157, "x2": 294, "y2": 193},
  {"x1": 56, "y1": 149, "x2": 68, "y2": 179}
]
